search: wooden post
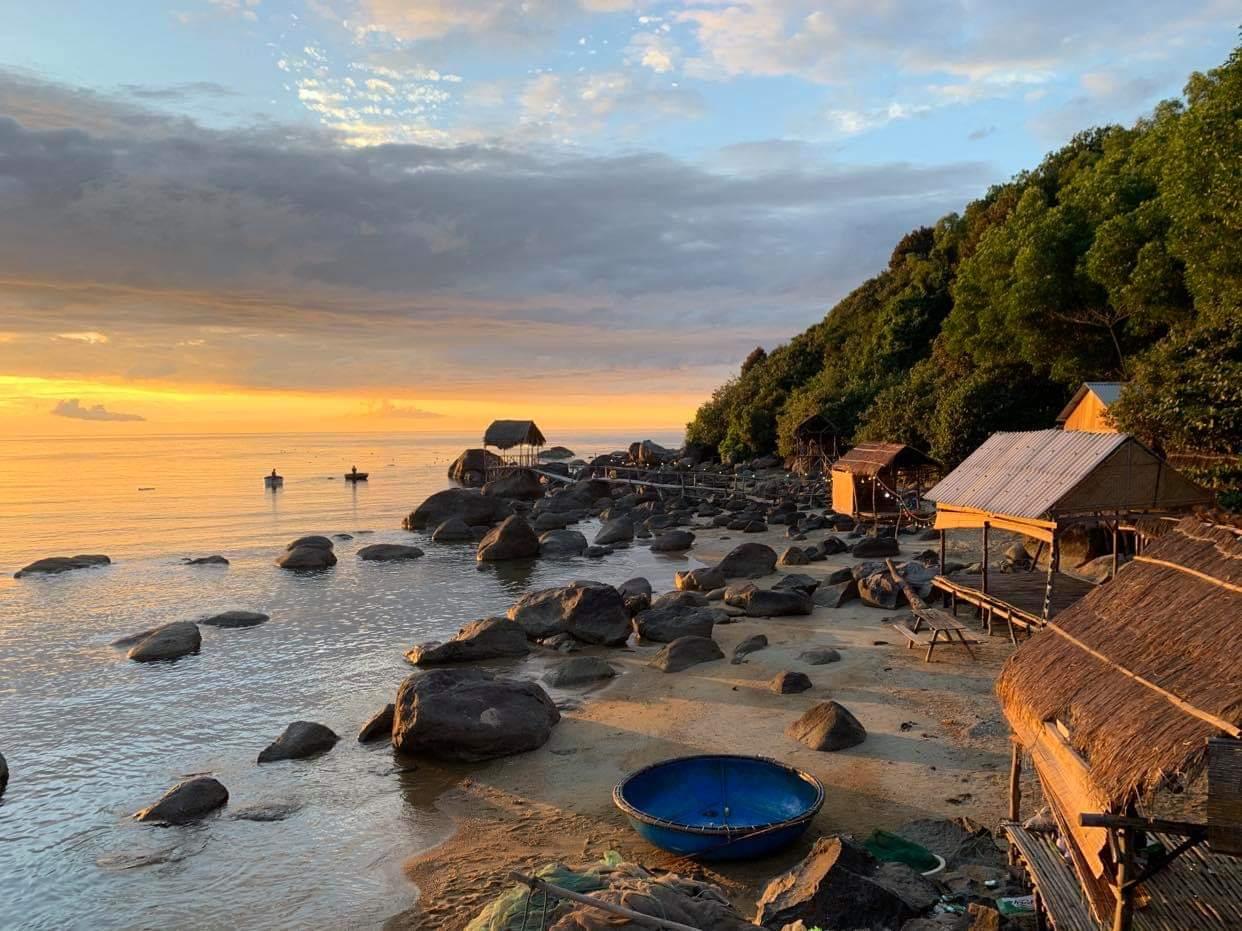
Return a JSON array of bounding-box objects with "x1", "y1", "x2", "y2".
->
[
  {"x1": 1042, "y1": 533, "x2": 1059, "y2": 621},
  {"x1": 981, "y1": 522, "x2": 990, "y2": 595},
  {"x1": 939, "y1": 529, "x2": 946, "y2": 574},
  {"x1": 1113, "y1": 826, "x2": 1135, "y2": 931},
  {"x1": 1009, "y1": 742, "x2": 1022, "y2": 821},
  {"x1": 1111, "y1": 519, "x2": 1120, "y2": 581}
]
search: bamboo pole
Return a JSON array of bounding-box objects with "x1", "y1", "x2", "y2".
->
[
  {"x1": 1009, "y1": 741, "x2": 1023, "y2": 822},
  {"x1": 982, "y1": 522, "x2": 990, "y2": 595}
]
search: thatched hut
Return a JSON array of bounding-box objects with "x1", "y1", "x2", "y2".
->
[
  {"x1": 482, "y1": 420, "x2": 546, "y2": 474},
  {"x1": 1057, "y1": 382, "x2": 1123, "y2": 433},
  {"x1": 789, "y1": 413, "x2": 843, "y2": 474},
  {"x1": 997, "y1": 517, "x2": 1242, "y2": 931},
  {"x1": 829, "y1": 442, "x2": 938, "y2": 521}
]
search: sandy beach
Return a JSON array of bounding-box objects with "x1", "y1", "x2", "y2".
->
[{"x1": 386, "y1": 521, "x2": 1030, "y2": 930}]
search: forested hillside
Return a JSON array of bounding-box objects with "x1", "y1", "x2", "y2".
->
[{"x1": 687, "y1": 42, "x2": 1240, "y2": 503}]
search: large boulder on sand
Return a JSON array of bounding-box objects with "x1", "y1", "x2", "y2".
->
[
  {"x1": 634, "y1": 605, "x2": 717, "y2": 642},
  {"x1": 649, "y1": 636, "x2": 724, "y2": 672},
  {"x1": 674, "y1": 566, "x2": 726, "y2": 592},
  {"x1": 594, "y1": 516, "x2": 635, "y2": 546},
  {"x1": 778, "y1": 546, "x2": 810, "y2": 567},
  {"x1": 852, "y1": 535, "x2": 901, "y2": 558},
  {"x1": 771, "y1": 671, "x2": 813, "y2": 694},
  {"x1": 257, "y1": 721, "x2": 339, "y2": 763},
  {"x1": 542, "y1": 656, "x2": 616, "y2": 687},
  {"x1": 507, "y1": 582, "x2": 630, "y2": 645},
  {"x1": 392, "y1": 668, "x2": 559, "y2": 761},
  {"x1": 358, "y1": 543, "x2": 424, "y2": 561},
  {"x1": 739, "y1": 588, "x2": 813, "y2": 617},
  {"x1": 404, "y1": 488, "x2": 512, "y2": 530},
  {"x1": 787, "y1": 701, "x2": 867, "y2": 751},
  {"x1": 276, "y1": 536, "x2": 336, "y2": 570},
  {"x1": 483, "y1": 468, "x2": 545, "y2": 501},
  {"x1": 814, "y1": 579, "x2": 859, "y2": 608},
  {"x1": 405, "y1": 617, "x2": 529, "y2": 665},
  {"x1": 127, "y1": 622, "x2": 201, "y2": 662},
  {"x1": 858, "y1": 572, "x2": 900, "y2": 609},
  {"x1": 14, "y1": 554, "x2": 110, "y2": 578},
  {"x1": 755, "y1": 835, "x2": 919, "y2": 930},
  {"x1": 477, "y1": 515, "x2": 540, "y2": 561},
  {"x1": 650, "y1": 530, "x2": 695, "y2": 552},
  {"x1": 538, "y1": 529, "x2": 588, "y2": 557},
  {"x1": 716, "y1": 542, "x2": 778, "y2": 579},
  {"x1": 134, "y1": 776, "x2": 228, "y2": 824}
]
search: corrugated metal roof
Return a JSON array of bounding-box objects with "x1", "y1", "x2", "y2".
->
[
  {"x1": 926, "y1": 429, "x2": 1128, "y2": 518},
  {"x1": 831, "y1": 442, "x2": 936, "y2": 477}
]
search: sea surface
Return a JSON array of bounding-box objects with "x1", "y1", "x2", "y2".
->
[{"x1": 0, "y1": 430, "x2": 689, "y2": 931}]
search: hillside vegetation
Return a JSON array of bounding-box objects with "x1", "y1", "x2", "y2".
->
[{"x1": 687, "y1": 43, "x2": 1240, "y2": 503}]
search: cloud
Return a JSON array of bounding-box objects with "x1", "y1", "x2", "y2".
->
[
  {"x1": 362, "y1": 399, "x2": 445, "y2": 419},
  {"x1": 967, "y1": 125, "x2": 997, "y2": 141},
  {"x1": 51, "y1": 398, "x2": 145, "y2": 421},
  {"x1": 120, "y1": 81, "x2": 239, "y2": 101},
  {"x1": 56, "y1": 331, "x2": 109, "y2": 344}
]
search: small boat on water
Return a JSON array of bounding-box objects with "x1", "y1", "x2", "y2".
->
[
  {"x1": 345, "y1": 466, "x2": 368, "y2": 482},
  {"x1": 265, "y1": 471, "x2": 284, "y2": 489}
]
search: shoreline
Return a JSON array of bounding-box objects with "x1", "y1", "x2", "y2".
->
[{"x1": 384, "y1": 520, "x2": 1023, "y2": 930}]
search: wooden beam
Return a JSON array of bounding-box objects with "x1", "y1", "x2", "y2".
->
[
  {"x1": 982, "y1": 521, "x2": 990, "y2": 595},
  {"x1": 1079, "y1": 813, "x2": 1208, "y2": 837},
  {"x1": 1009, "y1": 742, "x2": 1023, "y2": 822},
  {"x1": 939, "y1": 529, "x2": 946, "y2": 574}
]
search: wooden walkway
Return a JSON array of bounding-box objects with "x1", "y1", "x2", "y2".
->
[
  {"x1": 934, "y1": 570, "x2": 1096, "y2": 635},
  {"x1": 530, "y1": 467, "x2": 784, "y2": 505}
]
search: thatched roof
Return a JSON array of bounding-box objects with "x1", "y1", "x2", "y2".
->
[
  {"x1": 483, "y1": 420, "x2": 546, "y2": 449},
  {"x1": 997, "y1": 518, "x2": 1242, "y2": 807},
  {"x1": 1055, "y1": 381, "x2": 1123, "y2": 423},
  {"x1": 793, "y1": 413, "x2": 838, "y2": 439},
  {"x1": 927, "y1": 429, "x2": 1210, "y2": 520},
  {"x1": 830, "y1": 441, "x2": 936, "y2": 477}
]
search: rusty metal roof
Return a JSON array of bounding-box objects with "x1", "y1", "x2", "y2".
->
[
  {"x1": 831, "y1": 442, "x2": 937, "y2": 477},
  {"x1": 926, "y1": 429, "x2": 1211, "y2": 518}
]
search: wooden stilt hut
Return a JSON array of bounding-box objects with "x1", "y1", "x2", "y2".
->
[
  {"x1": 482, "y1": 420, "x2": 546, "y2": 480},
  {"x1": 997, "y1": 518, "x2": 1242, "y2": 931},
  {"x1": 790, "y1": 414, "x2": 843, "y2": 474},
  {"x1": 829, "y1": 442, "x2": 938, "y2": 523},
  {"x1": 925, "y1": 430, "x2": 1211, "y2": 634}
]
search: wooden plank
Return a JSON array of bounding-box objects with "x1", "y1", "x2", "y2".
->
[{"x1": 1207, "y1": 737, "x2": 1242, "y2": 855}]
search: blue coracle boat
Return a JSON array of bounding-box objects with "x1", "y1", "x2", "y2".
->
[{"x1": 613, "y1": 754, "x2": 824, "y2": 860}]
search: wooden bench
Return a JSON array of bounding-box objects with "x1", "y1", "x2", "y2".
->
[{"x1": 886, "y1": 559, "x2": 981, "y2": 663}]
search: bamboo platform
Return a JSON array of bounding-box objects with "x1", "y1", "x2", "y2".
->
[
  {"x1": 1004, "y1": 822, "x2": 1096, "y2": 931},
  {"x1": 934, "y1": 570, "x2": 1096, "y2": 633}
]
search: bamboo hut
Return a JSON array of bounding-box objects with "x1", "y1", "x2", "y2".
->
[
  {"x1": 789, "y1": 414, "x2": 843, "y2": 474},
  {"x1": 1058, "y1": 382, "x2": 1124, "y2": 433},
  {"x1": 829, "y1": 442, "x2": 938, "y2": 523},
  {"x1": 925, "y1": 430, "x2": 1211, "y2": 631},
  {"x1": 482, "y1": 420, "x2": 546, "y2": 478},
  {"x1": 997, "y1": 518, "x2": 1242, "y2": 931}
]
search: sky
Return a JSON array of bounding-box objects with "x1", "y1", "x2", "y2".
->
[{"x1": 0, "y1": 1, "x2": 1237, "y2": 436}]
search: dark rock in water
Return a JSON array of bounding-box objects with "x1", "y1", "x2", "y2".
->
[
  {"x1": 538, "y1": 529, "x2": 588, "y2": 557},
  {"x1": 507, "y1": 582, "x2": 630, "y2": 645},
  {"x1": 258, "y1": 721, "x2": 339, "y2": 763},
  {"x1": 778, "y1": 546, "x2": 810, "y2": 567},
  {"x1": 184, "y1": 555, "x2": 229, "y2": 566},
  {"x1": 787, "y1": 701, "x2": 866, "y2": 751},
  {"x1": 287, "y1": 535, "x2": 334, "y2": 550},
  {"x1": 540, "y1": 445, "x2": 575, "y2": 461},
  {"x1": 652, "y1": 591, "x2": 709, "y2": 609},
  {"x1": 431, "y1": 516, "x2": 474, "y2": 542},
  {"x1": 594, "y1": 516, "x2": 635, "y2": 546},
  {"x1": 531, "y1": 511, "x2": 571, "y2": 532},
  {"x1": 134, "y1": 776, "x2": 228, "y2": 824},
  {"x1": 771, "y1": 671, "x2": 813, "y2": 694},
  {"x1": 584, "y1": 545, "x2": 612, "y2": 558},
  {"x1": 799, "y1": 648, "x2": 841, "y2": 665},
  {"x1": 358, "y1": 543, "x2": 425, "y2": 562},
  {"x1": 14, "y1": 554, "x2": 110, "y2": 578},
  {"x1": 618, "y1": 577, "x2": 652, "y2": 601},
  {"x1": 276, "y1": 537, "x2": 336, "y2": 570},
  {"x1": 649, "y1": 635, "x2": 724, "y2": 672},
  {"x1": 127, "y1": 622, "x2": 201, "y2": 662},
  {"x1": 755, "y1": 834, "x2": 916, "y2": 931},
  {"x1": 404, "y1": 487, "x2": 512, "y2": 530},
  {"x1": 731, "y1": 633, "x2": 768, "y2": 663},
  {"x1": 852, "y1": 535, "x2": 901, "y2": 558},
  {"x1": 858, "y1": 572, "x2": 900, "y2": 609},
  {"x1": 650, "y1": 529, "x2": 695, "y2": 552},
  {"x1": 814, "y1": 579, "x2": 859, "y2": 608},
  {"x1": 774, "y1": 573, "x2": 819, "y2": 595},
  {"x1": 482, "y1": 468, "x2": 545, "y2": 501},
  {"x1": 674, "y1": 566, "x2": 726, "y2": 592},
  {"x1": 477, "y1": 515, "x2": 540, "y2": 561},
  {"x1": 406, "y1": 617, "x2": 530, "y2": 665},
  {"x1": 358, "y1": 703, "x2": 395, "y2": 742},
  {"x1": 741, "y1": 588, "x2": 813, "y2": 617},
  {"x1": 716, "y1": 542, "x2": 778, "y2": 579},
  {"x1": 635, "y1": 605, "x2": 716, "y2": 642},
  {"x1": 542, "y1": 632, "x2": 579, "y2": 653},
  {"x1": 230, "y1": 801, "x2": 303, "y2": 822},
  {"x1": 334, "y1": 533, "x2": 354, "y2": 541},
  {"x1": 199, "y1": 610, "x2": 269, "y2": 629},
  {"x1": 392, "y1": 668, "x2": 559, "y2": 761},
  {"x1": 542, "y1": 656, "x2": 616, "y2": 687},
  {"x1": 0, "y1": 751, "x2": 7, "y2": 797}
]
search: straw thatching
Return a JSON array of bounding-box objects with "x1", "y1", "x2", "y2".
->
[
  {"x1": 997, "y1": 518, "x2": 1242, "y2": 807},
  {"x1": 483, "y1": 420, "x2": 546, "y2": 450}
]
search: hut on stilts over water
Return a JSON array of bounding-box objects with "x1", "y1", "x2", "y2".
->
[
  {"x1": 789, "y1": 413, "x2": 844, "y2": 475},
  {"x1": 997, "y1": 517, "x2": 1242, "y2": 931},
  {"x1": 482, "y1": 420, "x2": 546, "y2": 480},
  {"x1": 925, "y1": 430, "x2": 1211, "y2": 637},
  {"x1": 829, "y1": 442, "x2": 939, "y2": 526}
]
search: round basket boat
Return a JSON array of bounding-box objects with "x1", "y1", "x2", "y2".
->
[{"x1": 613, "y1": 754, "x2": 824, "y2": 860}]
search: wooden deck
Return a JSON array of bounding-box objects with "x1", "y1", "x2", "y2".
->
[{"x1": 934, "y1": 570, "x2": 1096, "y2": 634}]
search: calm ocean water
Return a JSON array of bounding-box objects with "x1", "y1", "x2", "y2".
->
[{"x1": 0, "y1": 431, "x2": 688, "y2": 931}]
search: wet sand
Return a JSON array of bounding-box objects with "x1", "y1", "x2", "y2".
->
[{"x1": 386, "y1": 522, "x2": 1021, "y2": 930}]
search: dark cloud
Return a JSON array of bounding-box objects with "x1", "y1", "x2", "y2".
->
[
  {"x1": 967, "y1": 125, "x2": 997, "y2": 141},
  {"x1": 51, "y1": 399, "x2": 145, "y2": 422},
  {"x1": 119, "y1": 81, "x2": 239, "y2": 101}
]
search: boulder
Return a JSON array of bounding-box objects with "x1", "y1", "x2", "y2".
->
[
  {"x1": 531, "y1": 511, "x2": 571, "y2": 532},
  {"x1": 742, "y1": 520, "x2": 768, "y2": 533},
  {"x1": 716, "y1": 542, "x2": 778, "y2": 579},
  {"x1": 184, "y1": 555, "x2": 229, "y2": 566},
  {"x1": 358, "y1": 703, "x2": 395, "y2": 742},
  {"x1": 538, "y1": 529, "x2": 589, "y2": 557},
  {"x1": 813, "y1": 579, "x2": 859, "y2": 608},
  {"x1": 0, "y1": 751, "x2": 6, "y2": 797},
  {"x1": 358, "y1": 543, "x2": 425, "y2": 562},
  {"x1": 858, "y1": 572, "x2": 900, "y2": 610},
  {"x1": 740, "y1": 588, "x2": 813, "y2": 617},
  {"x1": 14, "y1": 554, "x2": 111, "y2": 578},
  {"x1": 134, "y1": 777, "x2": 228, "y2": 824},
  {"x1": 276, "y1": 537, "x2": 337, "y2": 570},
  {"x1": 584, "y1": 545, "x2": 612, "y2": 558},
  {"x1": 755, "y1": 835, "x2": 916, "y2": 931},
  {"x1": 819, "y1": 535, "x2": 848, "y2": 555},
  {"x1": 618, "y1": 577, "x2": 653, "y2": 601},
  {"x1": 771, "y1": 671, "x2": 813, "y2": 694},
  {"x1": 334, "y1": 533, "x2": 354, "y2": 541},
  {"x1": 127, "y1": 622, "x2": 201, "y2": 662},
  {"x1": 731, "y1": 633, "x2": 768, "y2": 663},
  {"x1": 650, "y1": 530, "x2": 695, "y2": 552},
  {"x1": 852, "y1": 535, "x2": 901, "y2": 558},
  {"x1": 1072, "y1": 553, "x2": 1128, "y2": 583},
  {"x1": 629, "y1": 439, "x2": 676, "y2": 466},
  {"x1": 447, "y1": 448, "x2": 504, "y2": 487},
  {"x1": 199, "y1": 610, "x2": 269, "y2": 629},
  {"x1": 404, "y1": 488, "x2": 512, "y2": 530},
  {"x1": 594, "y1": 516, "x2": 635, "y2": 546},
  {"x1": 477, "y1": 515, "x2": 540, "y2": 561},
  {"x1": 649, "y1": 636, "x2": 724, "y2": 672},
  {"x1": 774, "y1": 573, "x2": 819, "y2": 595},
  {"x1": 507, "y1": 582, "x2": 630, "y2": 645},
  {"x1": 825, "y1": 566, "x2": 854, "y2": 585},
  {"x1": 787, "y1": 701, "x2": 867, "y2": 751},
  {"x1": 391, "y1": 668, "x2": 560, "y2": 761},
  {"x1": 674, "y1": 566, "x2": 726, "y2": 592},
  {"x1": 799, "y1": 648, "x2": 841, "y2": 665},
  {"x1": 540, "y1": 445, "x2": 576, "y2": 461},
  {"x1": 406, "y1": 617, "x2": 530, "y2": 665},
  {"x1": 482, "y1": 468, "x2": 545, "y2": 501},
  {"x1": 257, "y1": 721, "x2": 340, "y2": 763},
  {"x1": 431, "y1": 516, "x2": 474, "y2": 542},
  {"x1": 778, "y1": 546, "x2": 810, "y2": 567},
  {"x1": 542, "y1": 656, "x2": 617, "y2": 687},
  {"x1": 287, "y1": 535, "x2": 334, "y2": 550},
  {"x1": 634, "y1": 605, "x2": 717, "y2": 642},
  {"x1": 651, "y1": 591, "x2": 709, "y2": 609}
]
